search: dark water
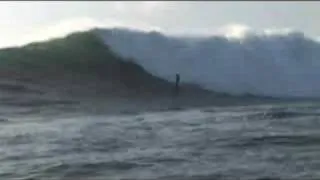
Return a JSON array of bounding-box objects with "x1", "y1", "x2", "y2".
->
[{"x1": 1, "y1": 98, "x2": 320, "y2": 180}]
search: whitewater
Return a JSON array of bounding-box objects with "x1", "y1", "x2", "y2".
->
[{"x1": 96, "y1": 28, "x2": 320, "y2": 98}]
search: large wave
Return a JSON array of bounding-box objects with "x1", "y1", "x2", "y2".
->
[{"x1": 95, "y1": 28, "x2": 320, "y2": 98}]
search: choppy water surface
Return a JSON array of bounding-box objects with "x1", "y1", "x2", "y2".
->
[{"x1": 1, "y1": 102, "x2": 320, "y2": 180}]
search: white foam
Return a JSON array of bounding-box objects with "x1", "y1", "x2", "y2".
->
[{"x1": 96, "y1": 28, "x2": 320, "y2": 98}]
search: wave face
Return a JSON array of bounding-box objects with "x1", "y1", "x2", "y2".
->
[
  {"x1": 96, "y1": 28, "x2": 320, "y2": 98},
  {"x1": 0, "y1": 31, "x2": 198, "y2": 98}
]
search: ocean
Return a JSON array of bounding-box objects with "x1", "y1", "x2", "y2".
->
[
  {"x1": 0, "y1": 28, "x2": 319, "y2": 180},
  {"x1": 0, "y1": 98, "x2": 320, "y2": 180}
]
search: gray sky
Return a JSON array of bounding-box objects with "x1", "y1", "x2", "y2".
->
[{"x1": 0, "y1": 1, "x2": 319, "y2": 47}]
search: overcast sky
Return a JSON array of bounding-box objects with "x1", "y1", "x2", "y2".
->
[{"x1": 0, "y1": 1, "x2": 319, "y2": 47}]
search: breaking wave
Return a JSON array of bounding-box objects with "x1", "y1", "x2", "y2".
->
[
  {"x1": 96, "y1": 28, "x2": 320, "y2": 98},
  {"x1": 1, "y1": 27, "x2": 320, "y2": 99}
]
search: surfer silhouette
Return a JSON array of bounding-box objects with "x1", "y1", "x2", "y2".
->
[{"x1": 174, "y1": 73, "x2": 180, "y2": 96}]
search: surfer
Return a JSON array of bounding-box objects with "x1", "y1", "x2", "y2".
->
[{"x1": 175, "y1": 73, "x2": 180, "y2": 96}]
